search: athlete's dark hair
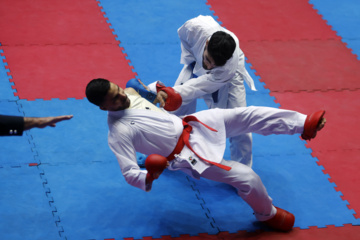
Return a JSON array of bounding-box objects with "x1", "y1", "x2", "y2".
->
[
  {"x1": 208, "y1": 31, "x2": 236, "y2": 66},
  {"x1": 85, "y1": 78, "x2": 111, "y2": 106}
]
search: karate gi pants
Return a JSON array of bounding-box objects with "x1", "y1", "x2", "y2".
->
[{"x1": 188, "y1": 106, "x2": 306, "y2": 221}]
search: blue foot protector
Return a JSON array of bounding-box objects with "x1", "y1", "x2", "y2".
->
[
  {"x1": 136, "y1": 152, "x2": 147, "y2": 168},
  {"x1": 126, "y1": 78, "x2": 156, "y2": 102},
  {"x1": 18, "y1": 98, "x2": 112, "y2": 166}
]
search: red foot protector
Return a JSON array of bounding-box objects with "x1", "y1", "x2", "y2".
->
[
  {"x1": 207, "y1": 0, "x2": 339, "y2": 41},
  {"x1": 242, "y1": 39, "x2": 360, "y2": 92},
  {"x1": 263, "y1": 207, "x2": 295, "y2": 232},
  {"x1": 0, "y1": 0, "x2": 116, "y2": 46},
  {"x1": 2, "y1": 44, "x2": 136, "y2": 100}
]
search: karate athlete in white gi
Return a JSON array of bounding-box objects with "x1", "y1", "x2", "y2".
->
[
  {"x1": 85, "y1": 78, "x2": 326, "y2": 232},
  {"x1": 133, "y1": 15, "x2": 256, "y2": 167}
]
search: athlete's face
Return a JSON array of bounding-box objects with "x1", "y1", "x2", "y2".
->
[
  {"x1": 202, "y1": 40, "x2": 216, "y2": 70},
  {"x1": 100, "y1": 82, "x2": 130, "y2": 111}
]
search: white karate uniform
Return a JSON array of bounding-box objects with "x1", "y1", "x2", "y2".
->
[
  {"x1": 107, "y1": 93, "x2": 306, "y2": 221},
  {"x1": 150, "y1": 15, "x2": 256, "y2": 167}
]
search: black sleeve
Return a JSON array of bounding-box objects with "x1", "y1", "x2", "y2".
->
[{"x1": 0, "y1": 115, "x2": 25, "y2": 136}]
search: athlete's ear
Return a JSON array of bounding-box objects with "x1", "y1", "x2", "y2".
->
[{"x1": 100, "y1": 106, "x2": 107, "y2": 111}]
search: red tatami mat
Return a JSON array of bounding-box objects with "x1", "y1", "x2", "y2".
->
[
  {"x1": 242, "y1": 39, "x2": 360, "y2": 92},
  {"x1": 2, "y1": 44, "x2": 135, "y2": 100},
  {"x1": 315, "y1": 150, "x2": 360, "y2": 219},
  {"x1": 0, "y1": 0, "x2": 135, "y2": 100},
  {"x1": 0, "y1": 0, "x2": 115, "y2": 45},
  {"x1": 137, "y1": 224, "x2": 360, "y2": 240},
  {"x1": 272, "y1": 90, "x2": 360, "y2": 218},
  {"x1": 207, "y1": 0, "x2": 360, "y2": 93},
  {"x1": 216, "y1": 225, "x2": 360, "y2": 240},
  {"x1": 206, "y1": 0, "x2": 339, "y2": 41},
  {"x1": 272, "y1": 90, "x2": 360, "y2": 152}
]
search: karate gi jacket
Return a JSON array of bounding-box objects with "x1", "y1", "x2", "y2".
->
[
  {"x1": 107, "y1": 94, "x2": 227, "y2": 191},
  {"x1": 173, "y1": 15, "x2": 256, "y2": 108}
]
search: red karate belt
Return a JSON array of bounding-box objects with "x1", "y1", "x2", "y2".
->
[{"x1": 166, "y1": 115, "x2": 231, "y2": 171}]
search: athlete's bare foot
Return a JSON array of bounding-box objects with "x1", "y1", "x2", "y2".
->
[{"x1": 317, "y1": 117, "x2": 326, "y2": 131}]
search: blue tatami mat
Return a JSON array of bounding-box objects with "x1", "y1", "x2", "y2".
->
[
  {"x1": 254, "y1": 155, "x2": 360, "y2": 228},
  {"x1": 222, "y1": 63, "x2": 313, "y2": 160},
  {"x1": 98, "y1": 0, "x2": 213, "y2": 44},
  {"x1": 97, "y1": 0, "x2": 214, "y2": 87},
  {"x1": 309, "y1": 0, "x2": 360, "y2": 39},
  {"x1": 0, "y1": 48, "x2": 18, "y2": 101},
  {"x1": 0, "y1": 166, "x2": 61, "y2": 240},
  {"x1": 13, "y1": 96, "x2": 225, "y2": 239},
  {"x1": 310, "y1": 0, "x2": 360, "y2": 59},
  {"x1": 18, "y1": 98, "x2": 111, "y2": 165},
  {"x1": 3, "y1": 1, "x2": 359, "y2": 239},
  {"x1": 188, "y1": 153, "x2": 360, "y2": 233},
  {"x1": 40, "y1": 161, "x2": 218, "y2": 239},
  {"x1": 116, "y1": 43, "x2": 183, "y2": 86}
]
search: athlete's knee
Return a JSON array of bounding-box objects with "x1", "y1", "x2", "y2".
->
[{"x1": 235, "y1": 167, "x2": 262, "y2": 195}]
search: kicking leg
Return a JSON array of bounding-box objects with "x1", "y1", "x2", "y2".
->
[
  {"x1": 222, "y1": 106, "x2": 325, "y2": 139},
  {"x1": 200, "y1": 159, "x2": 295, "y2": 231},
  {"x1": 200, "y1": 159, "x2": 276, "y2": 221},
  {"x1": 229, "y1": 133, "x2": 253, "y2": 167}
]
